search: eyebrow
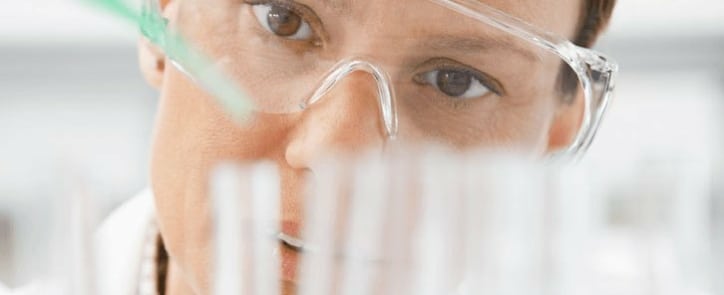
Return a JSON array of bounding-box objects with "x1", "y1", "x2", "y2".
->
[{"x1": 419, "y1": 35, "x2": 539, "y2": 62}]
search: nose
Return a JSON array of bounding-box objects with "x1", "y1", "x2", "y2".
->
[{"x1": 284, "y1": 60, "x2": 397, "y2": 169}]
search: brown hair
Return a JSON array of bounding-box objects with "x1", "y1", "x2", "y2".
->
[
  {"x1": 559, "y1": 0, "x2": 616, "y2": 100},
  {"x1": 575, "y1": 0, "x2": 617, "y2": 47}
]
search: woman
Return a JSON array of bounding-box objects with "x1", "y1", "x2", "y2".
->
[{"x1": 94, "y1": 0, "x2": 619, "y2": 294}]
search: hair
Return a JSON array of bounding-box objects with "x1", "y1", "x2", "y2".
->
[
  {"x1": 559, "y1": 0, "x2": 617, "y2": 101},
  {"x1": 575, "y1": 0, "x2": 617, "y2": 47}
]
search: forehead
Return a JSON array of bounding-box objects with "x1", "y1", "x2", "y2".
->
[
  {"x1": 484, "y1": 0, "x2": 583, "y2": 38},
  {"x1": 317, "y1": 0, "x2": 582, "y2": 39}
]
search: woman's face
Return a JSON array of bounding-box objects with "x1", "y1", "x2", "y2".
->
[{"x1": 144, "y1": 0, "x2": 583, "y2": 293}]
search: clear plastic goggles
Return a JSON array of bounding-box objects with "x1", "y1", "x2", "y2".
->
[{"x1": 140, "y1": 0, "x2": 617, "y2": 158}]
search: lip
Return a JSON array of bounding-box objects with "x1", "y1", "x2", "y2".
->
[
  {"x1": 277, "y1": 221, "x2": 304, "y2": 283},
  {"x1": 278, "y1": 231, "x2": 306, "y2": 250}
]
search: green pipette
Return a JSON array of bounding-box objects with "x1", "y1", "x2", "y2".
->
[{"x1": 80, "y1": 0, "x2": 255, "y2": 122}]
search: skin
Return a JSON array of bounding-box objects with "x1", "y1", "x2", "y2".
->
[{"x1": 138, "y1": 0, "x2": 586, "y2": 294}]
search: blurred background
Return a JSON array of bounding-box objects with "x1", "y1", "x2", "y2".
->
[{"x1": 0, "y1": 0, "x2": 723, "y2": 289}]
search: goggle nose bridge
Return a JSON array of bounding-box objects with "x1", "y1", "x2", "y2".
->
[{"x1": 301, "y1": 59, "x2": 399, "y2": 139}]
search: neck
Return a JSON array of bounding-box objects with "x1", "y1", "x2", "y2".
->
[{"x1": 165, "y1": 259, "x2": 197, "y2": 295}]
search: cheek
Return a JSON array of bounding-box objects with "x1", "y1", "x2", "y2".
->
[
  {"x1": 149, "y1": 78, "x2": 222, "y2": 293},
  {"x1": 150, "y1": 67, "x2": 295, "y2": 292},
  {"x1": 495, "y1": 101, "x2": 557, "y2": 152}
]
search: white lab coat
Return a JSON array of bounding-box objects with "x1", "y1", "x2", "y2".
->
[
  {"x1": 95, "y1": 189, "x2": 157, "y2": 295},
  {"x1": 3, "y1": 189, "x2": 156, "y2": 295}
]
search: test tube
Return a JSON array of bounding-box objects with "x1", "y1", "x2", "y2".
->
[
  {"x1": 250, "y1": 163, "x2": 281, "y2": 295},
  {"x1": 339, "y1": 155, "x2": 389, "y2": 295},
  {"x1": 298, "y1": 158, "x2": 343, "y2": 295},
  {"x1": 547, "y1": 164, "x2": 594, "y2": 295},
  {"x1": 412, "y1": 150, "x2": 456, "y2": 295},
  {"x1": 212, "y1": 162, "x2": 282, "y2": 295},
  {"x1": 211, "y1": 164, "x2": 246, "y2": 295}
]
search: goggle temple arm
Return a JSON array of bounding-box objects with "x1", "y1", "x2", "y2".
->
[{"x1": 555, "y1": 46, "x2": 618, "y2": 162}]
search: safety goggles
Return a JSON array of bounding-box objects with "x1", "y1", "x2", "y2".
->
[{"x1": 139, "y1": 0, "x2": 618, "y2": 158}]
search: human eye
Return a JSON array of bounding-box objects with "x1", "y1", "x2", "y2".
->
[
  {"x1": 246, "y1": 0, "x2": 318, "y2": 41},
  {"x1": 414, "y1": 59, "x2": 504, "y2": 100}
]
